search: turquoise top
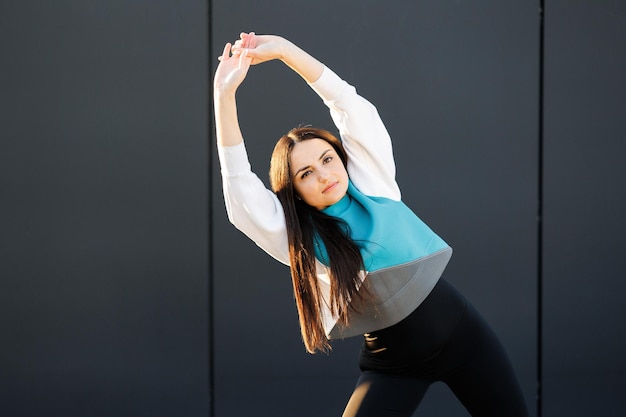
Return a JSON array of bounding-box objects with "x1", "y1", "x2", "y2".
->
[{"x1": 317, "y1": 182, "x2": 449, "y2": 272}]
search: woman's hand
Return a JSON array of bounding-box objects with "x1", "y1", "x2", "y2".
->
[
  {"x1": 213, "y1": 42, "x2": 252, "y2": 95},
  {"x1": 232, "y1": 32, "x2": 323, "y2": 84},
  {"x1": 231, "y1": 32, "x2": 288, "y2": 66}
]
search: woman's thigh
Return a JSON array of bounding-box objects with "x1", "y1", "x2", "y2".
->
[
  {"x1": 342, "y1": 371, "x2": 431, "y2": 417},
  {"x1": 440, "y1": 302, "x2": 529, "y2": 417}
]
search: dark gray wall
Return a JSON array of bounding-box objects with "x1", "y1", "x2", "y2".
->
[
  {"x1": 212, "y1": 1, "x2": 538, "y2": 416},
  {"x1": 543, "y1": 0, "x2": 626, "y2": 416},
  {"x1": 1, "y1": 1, "x2": 624, "y2": 416},
  {"x1": 0, "y1": 1, "x2": 209, "y2": 416}
]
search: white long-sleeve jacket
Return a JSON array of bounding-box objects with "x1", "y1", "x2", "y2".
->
[{"x1": 217, "y1": 66, "x2": 451, "y2": 338}]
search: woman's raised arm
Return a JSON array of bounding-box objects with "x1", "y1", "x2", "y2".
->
[
  {"x1": 213, "y1": 42, "x2": 252, "y2": 147},
  {"x1": 232, "y1": 33, "x2": 324, "y2": 85}
]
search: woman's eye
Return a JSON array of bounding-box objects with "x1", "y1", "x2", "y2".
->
[
  {"x1": 323, "y1": 156, "x2": 333, "y2": 163},
  {"x1": 301, "y1": 170, "x2": 311, "y2": 179}
]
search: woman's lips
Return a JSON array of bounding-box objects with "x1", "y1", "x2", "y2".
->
[{"x1": 323, "y1": 181, "x2": 338, "y2": 193}]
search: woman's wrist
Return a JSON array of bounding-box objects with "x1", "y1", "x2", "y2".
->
[
  {"x1": 213, "y1": 84, "x2": 238, "y2": 99},
  {"x1": 276, "y1": 37, "x2": 294, "y2": 63}
]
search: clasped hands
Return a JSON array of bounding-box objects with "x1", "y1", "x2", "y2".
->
[{"x1": 214, "y1": 32, "x2": 286, "y2": 92}]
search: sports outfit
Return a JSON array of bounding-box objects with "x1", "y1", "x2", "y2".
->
[{"x1": 217, "y1": 65, "x2": 528, "y2": 417}]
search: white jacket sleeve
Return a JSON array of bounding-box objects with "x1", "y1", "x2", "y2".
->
[
  {"x1": 217, "y1": 142, "x2": 290, "y2": 265},
  {"x1": 308, "y1": 66, "x2": 401, "y2": 201},
  {"x1": 217, "y1": 65, "x2": 400, "y2": 264}
]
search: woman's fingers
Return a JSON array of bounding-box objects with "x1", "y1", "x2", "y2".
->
[
  {"x1": 248, "y1": 32, "x2": 257, "y2": 48},
  {"x1": 222, "y1": 32, "x2": 259, "y2": 63},
  {"x1": 237, "y1": 32, "x2": 256, "y2": 49},
  {"x1": 238, "y1": 49, "x2": 251, "y2": 69},
  {"x1": 240, "y1": 33, "x2": 250, "y2": 49},
  {"x1": 219, "y1": 42, "x2": 232, "y2": 61}
]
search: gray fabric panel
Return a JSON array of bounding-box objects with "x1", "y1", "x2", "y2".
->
[{"x1": 329, "y1": 247, "x2": 453, "y2": 339}]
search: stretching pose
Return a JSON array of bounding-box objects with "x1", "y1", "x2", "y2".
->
[{"x1": 213, "y1": 32, "x2": 529, "y2": 417}]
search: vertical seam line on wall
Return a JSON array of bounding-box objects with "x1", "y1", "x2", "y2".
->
[
  {"x1": 537, "y1": 0, "x2": 545, "y2": 416},
  {"x1": 207, "y1": 0, "x2": 215, "y2": 416}
]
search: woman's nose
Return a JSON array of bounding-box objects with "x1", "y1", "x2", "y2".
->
[{"x1": 318, "y1": 169, "x2": 330, "y2": 182}]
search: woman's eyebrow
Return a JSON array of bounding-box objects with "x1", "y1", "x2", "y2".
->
[{"x1": 294, "y1": 149, "x2": 333, "y2": 177}]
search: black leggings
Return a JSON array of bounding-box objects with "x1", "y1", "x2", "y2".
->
[{"x1": 342, "y1": 279, "x2": 529, "y2": 417}]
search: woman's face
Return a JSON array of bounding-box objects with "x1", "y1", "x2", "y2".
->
[{"x1": 290, "y1": 138, "x2": 349, "y2": 210}]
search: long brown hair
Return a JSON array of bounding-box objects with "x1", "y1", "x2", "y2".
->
[{"x1": 269, "y1": 127, "x2": 369, "y2": 354}]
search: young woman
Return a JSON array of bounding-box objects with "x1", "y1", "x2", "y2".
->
[{"x1": 214, "y1": 32, "x2": 529, "y2": 417}]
